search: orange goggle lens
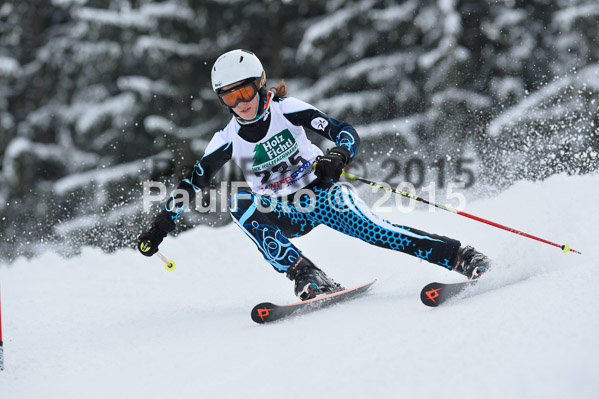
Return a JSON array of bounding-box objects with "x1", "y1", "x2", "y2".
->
[{"x1": 218, "y1": 84, "x2": 258, "y2": 108}]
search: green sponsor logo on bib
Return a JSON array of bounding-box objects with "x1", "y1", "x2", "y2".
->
[{"x1": 252, "y1": 129, "x2": 298, "y2": 171}]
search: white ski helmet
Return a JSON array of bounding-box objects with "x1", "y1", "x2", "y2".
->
[{"x1": 211, "y1": 49, "x2": 266, "y2": 92}]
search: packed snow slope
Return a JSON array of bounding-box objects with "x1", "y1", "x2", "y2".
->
[{"x1": 1, "y1": 173, "x2": 598, "y2": 399}]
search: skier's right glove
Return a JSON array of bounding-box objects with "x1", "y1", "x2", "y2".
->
[{"x1": 137, "y1": 211, "x2": 176, "y2": 257}]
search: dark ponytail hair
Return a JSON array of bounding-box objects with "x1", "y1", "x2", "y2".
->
[{"x1": 270, "y1": 80, "x2": 287, "y2": 98}]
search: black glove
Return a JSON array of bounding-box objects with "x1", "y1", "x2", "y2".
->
[
  {"x1": 137, "y1": 211, "x2": 176, "y2": 257},
  {"x1": 314, "y1": 146, "x2": 352, "y2": 183}
]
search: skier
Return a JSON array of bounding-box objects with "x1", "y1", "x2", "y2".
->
[{"x1": 137, "y1": 49, "x2": 491, "y2": 300}]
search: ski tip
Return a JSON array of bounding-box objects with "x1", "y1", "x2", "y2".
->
[
  {"x1": 420, "y1": 283, "x2": 442, "y2": 307},
  {"x1": 250, "y1": 279, "x2": 377, "y2": 324},
  {"x1": 251, "y1": 302, "x2": 277, "y2": 324},
  {"x1": 420, "y1": 279, "x2": 479, "y2": 307}
]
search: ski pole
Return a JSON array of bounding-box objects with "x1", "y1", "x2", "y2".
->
[
  {"x1": 341, "y1": 170, "x2": 582, "y2": 255},
  {"x1": 156, "y1": 251, "x2": 176, "y2": 271}
]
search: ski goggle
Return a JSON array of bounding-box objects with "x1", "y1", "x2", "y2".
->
[{"x1": 217, "y1": 79, "x2": 259, "y2": 108}]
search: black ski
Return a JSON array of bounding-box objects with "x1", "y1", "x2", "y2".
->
[
  {"x1": 420, "y1": 279, "x2": 479, "y2": 307},
  {"x1": 251, "y1": 280, "x2": 376, "y2": 324}
]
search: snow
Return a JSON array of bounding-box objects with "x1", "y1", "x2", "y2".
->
[
  {"x1": 143, "y1": 116, "x2": 211, "y2": 141},
  {"x1": 482, "y1": 8, "x2": 526, "y2": 41},
  {"x1": 1, "y1": 173, "x2": 597, "y2": 398},
  {"x1": 143, "y1": 115, "x2": 174, "y2": 134},
  {"x1": 72, "y1": 7, "x2": 157, "y2": 30},
  {"x1": 491, "y1": 76, "x2": 525, "y2": 101},
  {"x1": 117, "y1": 76, "x2": 177, "y2": 102},
  {"x1": 553, "y1": 3, "x2": 599, "y2": 31},
  {"x1": 138, "y1": 2, "x2": 195, "y2": 22},
  {"x1": 487, "y1": 63, "x2": 599, "y2": 137},
  {"x1": 52, "y1": 150, "x2": 172, "y2": 196},
  {"x1": 355, "y1": 117, "x2": 422, "y2": 148},
  {"x1": 51, "y1": 0, "x2": 88, "y2": 6},
  {"x1": 297, "y1": 1, "x2": 373, "y2": 63},
  {"x1": 75, "y1": 93, "x2": 137, "y2": 136},
  {"x1": 370, "y1": 1, "x2": 418, "y2": 29},
  {"x1": 418, "y1": 0, "x2": 462, "y2": 70},
  {"x1": 53, "y1": 202, "x2": 141, "y2": 236},
  {"x1": 315, "y1": 90, "x2": 386, "y2": 116},
  {"x1": 0, "y1": 112, "x2": 15, "y2": 131},
  {"x1": 1, "y1": 137, "x2": 98, "y2": 185},
  {"x1": 0, "y1": 56, "x2": 20, "y2": 77},
  {"x1": 431, "y1": 88, "x2": 492, "y2": 109},
  {"x1": 71, "y1": 3, "x2": 194, "y2": 34},
  {"x1": 300, "y1": 52, "x2": 418, "y2": 99},
  {"x1": 134, "y1": 36, "x2": 208, "y2": 58}
]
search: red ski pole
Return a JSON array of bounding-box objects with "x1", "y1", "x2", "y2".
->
[
  {"x1": 0, "y1": 283, "x2": 4, "y2": 371},
  {"x1": 341, "y1": 170, "x2": 582, "y2": 255}
]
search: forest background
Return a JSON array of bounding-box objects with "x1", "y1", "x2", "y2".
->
[{"x1": 0, "y1": 0, "x2": 597, "y2": 263}]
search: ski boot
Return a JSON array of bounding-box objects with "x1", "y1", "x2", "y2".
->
[
  {"x1": 453, "y1": 245, "x2": 491, "y2": 280},
  {"x1": 286, "y1": 256, "x2": 344, "y2": 300}
]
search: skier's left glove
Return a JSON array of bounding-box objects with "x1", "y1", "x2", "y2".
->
[
  {"x1": 137, "y1": 211, "x2": 176, "y2": 257},
  {"x1": 314, "y1": 146, "x2": 352, "y2": 183}
]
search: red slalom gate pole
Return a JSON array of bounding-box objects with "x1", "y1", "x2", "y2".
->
[
  {"x1": 0, "y1": 283, "x2": 4, "y2": 371},
  {"x1": 341, "y1": 170, "x2": 582, "y2": 255}
]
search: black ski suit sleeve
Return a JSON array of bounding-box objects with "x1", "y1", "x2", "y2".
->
[
  {"x1": 281, "y1": 99, "x2": 360, "y2": 158},
  {"x1": 162, "y1": 140, "x2": 232, "y2": 220}
]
